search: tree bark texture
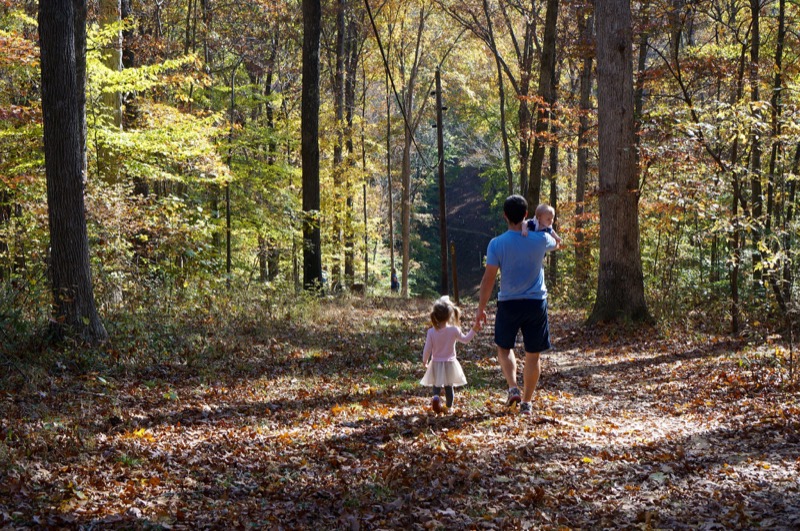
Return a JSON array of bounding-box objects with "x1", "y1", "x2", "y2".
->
[
  {"x1": 575, "y1": 2, "x2": 593, "y2": 299},
  {"x1": 589, "y1": 0, "x2": 650, "y2": 324},
  {"x1": 302, "y1": 0, "x2": 323, "y2": 290},
  {"x1": 39, "y1": 0, "x2": 107, "y2": 342},
  {"x1": 73, "y1": 0, "x2": 88, "y2": 178}
]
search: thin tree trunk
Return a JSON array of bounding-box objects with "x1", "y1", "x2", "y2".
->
[
  {"x1": 99, "y1": 0, "x2": 123, "y2": 128},
  {"x1": 548, "y1": 128, "x2": 558, "y2": 288},
  {"x1": 766, "y1": 0, "x2": 786, "y2": 310},
  {"x1": 184, "y1": 0, "x2": 195, "y2": 54},
  {"x1": 575, "y1": 2, "x2": 593, "y2": 300},
  {"x1": 344, "y1": 15, "x2": 361, "y2": 286},
  {"x1": 399, "y1": 8, "x2": 427, "y2": 297},
  {"x1": 482, "y1": 0, "x2": 513, "y2": 194},
  {"x1": 749, "y1": 0, "x2": 763, "y2": 282},
  {"x1": 526, "y1": 0, "x2": 559, "y2": 207},
  {"x1": 261, "y1": 36, "x2": 279, "y2": 282},
  {"x1": 386, "y1": 69, "x2": 395, "y2": 282},
  {"x1": 634, "y1": 0, "x2": 650, "y2": 170},
  {"x1": 401, "y1": 112, "x2": 412, "y2": 297},
  {"x1": 783, "y1": 144, "x2": 800, "y2": 302},
  {"x1": 73, "y1": 0, "x2": 88, "y2": 179},
  {"x1": 98, "y1": 0, "x2": 123, "y2": 184}
]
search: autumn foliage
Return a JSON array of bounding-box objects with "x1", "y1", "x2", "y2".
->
[{"x1": 2, "y1": 298, "x2": 799, "y2": 528}]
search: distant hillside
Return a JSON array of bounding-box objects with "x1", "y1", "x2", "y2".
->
[{"x1": 444, "y1": 166, "x2": 498, "y2": 297}]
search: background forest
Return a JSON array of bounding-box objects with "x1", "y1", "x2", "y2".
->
[
  {"x1": 2, "y1": 0, "x2": 800, "y2": 340},
  {"x1": 3, "y1": 1, "x2": 800, "y2": 528}
]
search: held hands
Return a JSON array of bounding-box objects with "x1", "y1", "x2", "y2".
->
[{"x1": 474, "y1": 308, "x2": 487, "y2": 331}]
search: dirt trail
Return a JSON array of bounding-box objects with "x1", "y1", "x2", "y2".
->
[{"x1": 1, "y1": 301, "x2": 798, "y2": 529}]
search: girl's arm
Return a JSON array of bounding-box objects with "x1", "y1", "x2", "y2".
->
[
  {"x1": 422, "y1": 331, "x2": 433, "y2": 365},
  {"x1": 457, "y1": 328, "x2": 476, "y2": 343}
]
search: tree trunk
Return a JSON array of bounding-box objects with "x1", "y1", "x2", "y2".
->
[
  {"x1": 766, "y1": 0, "x2": 787, "y2": 311},
  {"x1": 548, "y1": 132, "x2": 558, "y2": 289},
  {"x1": 783, "y1": 144, "x2": 800, "y2": 303},
  {"x1": 73, "y1": 0, "x2": 88, "y2": 179},
  {"x1": 526, "y1": 0, "x2": 559, "y2": 207},
  {"x1": 386, "y1": 69, "x2": 395, "y2": 282},
  {"x1": 99, "y1": 0, "x2": 123, "y2": 131},
  {"x1": 398, "y1": 8, "x2": 427, "y2": 297},
  {"x1": 749, "y1": 0, "x2": 762, "y2": 282},
  {"x1": 634, "y1": 0, "x2": 650, "y2": 170},
  {"x1": 588, "y1": 0, "x2": 650, "y2": 324},
  {"x1": 727, "y1": 26, "x2": 749, "y2": 334},
  {"x1": 302, "y1": 0, "x2": 322, "y2": 290},
  {"x1": 435, "y1": 67, "x2": 447, "y2": 295},
  {"x1": 401, "y1": 112, "x2": 412, "y2": 297},
  {"x1": 575, "y1": 2, "x2": 593, "y2": 300},
  {"x1": 482, "y1": 0, "x2": 513, "y2": 194},
  {"x1": 344, "y1": 15, "x2": 362, "y2": 286},
  {"x1": 331, "y1": 0, "x2": 346, "y2": 288},
  {"x1": 97, "y1": 0, "x2": 123, "y2": 185},
  {"x1": 39, "y1": 0, "x2": 107, "y2": 343},
  {"x1": 516, "y1": 8, "x2": 535, "y2": 196}
]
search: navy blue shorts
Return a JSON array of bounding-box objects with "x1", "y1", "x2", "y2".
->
[{"x1": 494, "y1": 299, "x2": 551, "y2": 353}]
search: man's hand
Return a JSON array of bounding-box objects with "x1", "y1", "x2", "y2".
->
[{"x1": 474, "y1": 308, "x2": 487, "y2": 330}]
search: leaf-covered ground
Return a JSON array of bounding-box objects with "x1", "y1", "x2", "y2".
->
[{"x1": 2, "y1": 298, "x2": 799, "y2": 529}]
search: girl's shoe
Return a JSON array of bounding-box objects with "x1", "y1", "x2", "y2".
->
[
  {"x1": 431, "y1": 395, "x2": 443, "y2": 414},
  {"x1": 519, "y1": 402, "x2": 532, "y2": 415}
]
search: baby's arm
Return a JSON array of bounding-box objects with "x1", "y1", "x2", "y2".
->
[
  {"x1": 521, "y1": 218, "x2": 536, "y2": 237},
  {"x1": 550, "y1": 228, "x2": 563, "y2": 246}
]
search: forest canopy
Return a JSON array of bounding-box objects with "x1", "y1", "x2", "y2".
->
[{"x1": 1, "y1": 0, "x2": 799, "y2": 335}]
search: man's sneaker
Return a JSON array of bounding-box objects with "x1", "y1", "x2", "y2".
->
[
  {"x1": 519, "y1": 402, "x2": 532, "y2": 415},
  {"x1": 506, "y1": 387, "x2": 522, "y2": 407},
  {"x1": 431, "y1": 395, "x2": 443, "y2": 414}
]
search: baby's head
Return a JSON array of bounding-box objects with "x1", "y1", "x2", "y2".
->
[{"x1": 535, "y1": 204, "x2": 555, "y2": 228}]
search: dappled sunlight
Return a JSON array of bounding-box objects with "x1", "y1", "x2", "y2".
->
[{"x1": 2, "y1": 299, "x2": 799, "y2": 527}]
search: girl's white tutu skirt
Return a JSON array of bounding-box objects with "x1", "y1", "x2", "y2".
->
[{"x1": 420, "y1": 360, "x2": 467, "y2": 387}]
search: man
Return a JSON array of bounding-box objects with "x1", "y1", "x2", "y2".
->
[{"x1": 474, "y1": 195, "x2": 559, "y2": 415}]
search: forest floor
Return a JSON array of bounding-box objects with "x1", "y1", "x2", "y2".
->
[{"x1": 1, "y1": 297, "x2": 800, "y2": 530}]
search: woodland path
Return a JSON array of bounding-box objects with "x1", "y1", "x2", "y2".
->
[{"x1": 1, "y1": 298, "x2": 799, "y2": 529}]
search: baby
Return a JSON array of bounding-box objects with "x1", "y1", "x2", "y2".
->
[{"x1": 521, "y1": 203, "x2": 562, "y2": 246}]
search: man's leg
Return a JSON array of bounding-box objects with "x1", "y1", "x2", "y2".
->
[
  {"x1": 521, "y1": 352, "x2": 541, "y2": 403},
  {"x1": 497, "y1": 346, "x2": 518, "y2": 389}
]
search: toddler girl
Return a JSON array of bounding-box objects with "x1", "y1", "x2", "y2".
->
[{"x1": 420, "y1": 296, "x2": 479, "y2": 413}]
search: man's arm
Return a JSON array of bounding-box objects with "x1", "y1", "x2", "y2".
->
[{"x1": 475, "y1": 264, "x2": 499, "y2": 328}]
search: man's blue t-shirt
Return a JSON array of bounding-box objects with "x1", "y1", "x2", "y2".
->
[{"x1": 486, "y1": 230, "x2": 557, "y2": 301}]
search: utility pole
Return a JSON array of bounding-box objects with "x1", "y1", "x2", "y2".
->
[{"x1": 433, "y1": 67, "x2": 447, "y2": 295}]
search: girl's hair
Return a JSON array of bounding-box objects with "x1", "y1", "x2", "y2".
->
[{"x1": 430, "y1": 296, "x2": 460, "y2": 328}]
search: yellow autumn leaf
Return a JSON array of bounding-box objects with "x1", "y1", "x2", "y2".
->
[{"x1": 582, "y1": 457, "x2": 593, "y2": 463}]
